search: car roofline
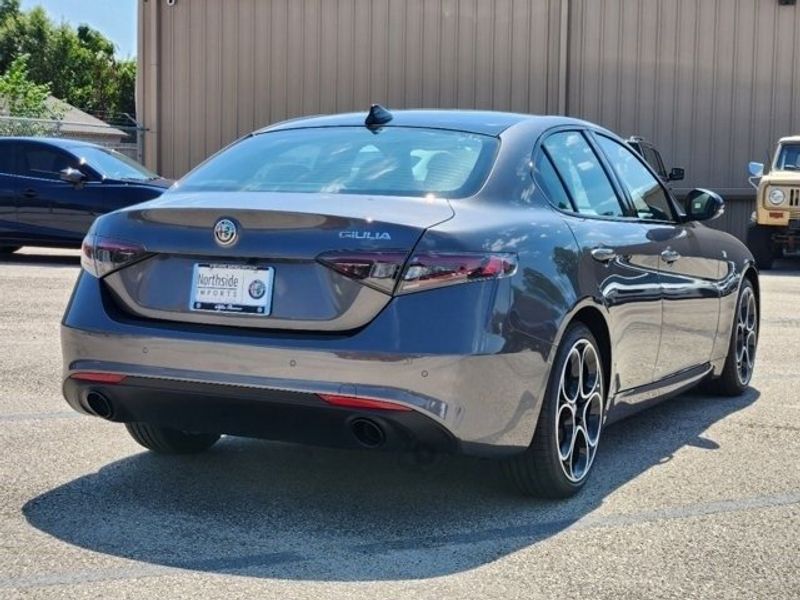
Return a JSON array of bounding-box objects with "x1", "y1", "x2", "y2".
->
[
  {"x1": 254, "y1": 109, "x2": 590, "y2": 138},
  {"x1": 0, "y1": 136, "x2": 104, "y2": 151}
]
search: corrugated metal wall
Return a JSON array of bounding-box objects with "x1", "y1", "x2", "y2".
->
[
  {"x1": 139, "y1": 0, "x2": 800, "y2": 202},
  {"x1": 568, "y1": 0, "x2": 800, "y2": 197},
  {"x1": 138, "y1": 0, "x2": 564, "y2": 179}
]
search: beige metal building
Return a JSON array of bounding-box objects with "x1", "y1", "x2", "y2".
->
[{"x1": 138, "y1": 0, "x2": 800, "y2": 224}]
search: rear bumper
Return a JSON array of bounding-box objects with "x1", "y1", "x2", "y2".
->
[
  {"x1": 61, "y1": 273, "x2": 554, "y2": 457},
  {"x1": 63, "y1": 377, "x2": 457, "y2": 453}
]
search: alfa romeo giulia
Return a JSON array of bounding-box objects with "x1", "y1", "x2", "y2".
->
[{"x1": 60, "y1": 107, "x2": 759, "y2": 497}]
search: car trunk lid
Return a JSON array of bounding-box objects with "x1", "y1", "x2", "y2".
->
[{"x1": 95, "y1": 191, "x2": 453, "y2": 331}]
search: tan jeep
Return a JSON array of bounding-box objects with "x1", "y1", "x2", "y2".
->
[{"x1": 748, "y1": 136, "x2": 800, "y2": 269}]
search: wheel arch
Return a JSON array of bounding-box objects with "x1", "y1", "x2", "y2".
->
[
  {"x1": 743, "y1": 265, "x2": 760, "y2": 317},
  {"x1": 569, "y1": 305, "x2": 613, "y2": 403},
  {"x1": 544, "y1": 299, "x2": 614, "y2": 405}
]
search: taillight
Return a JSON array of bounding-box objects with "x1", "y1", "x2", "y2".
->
[
  {"x1": 398, "y1": 252, "x2": 517, "y2": 294},
  {"x1": 317, "y1": 251, "x2": 407, "y2": 293},
  {"x1": 317, "y1": 251, "x2": 517, "y2": 295},
  {"x1": 81, "y1": 233, "x2": 149, "y2": 278}
]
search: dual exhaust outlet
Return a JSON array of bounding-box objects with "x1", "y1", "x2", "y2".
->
[{"x1": 82, "y1": 389, "x2": 389, "y2": 450}]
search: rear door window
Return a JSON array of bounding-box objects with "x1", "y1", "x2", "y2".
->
[{"x1": 542, "y1": 131, "x2": 624, "y2": 217}]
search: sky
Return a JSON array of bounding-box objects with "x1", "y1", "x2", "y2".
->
[{"x1": 21, "y1": 0, "x2": 137, "y2": 58}]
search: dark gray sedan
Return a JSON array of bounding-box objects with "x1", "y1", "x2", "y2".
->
[{"x1": 60, "y1": 108, "x2": 758, "y2": 498}]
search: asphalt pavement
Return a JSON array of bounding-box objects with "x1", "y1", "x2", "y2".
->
[{"x1": 1, "y1": 247, "x2": 798, "y2": 599}]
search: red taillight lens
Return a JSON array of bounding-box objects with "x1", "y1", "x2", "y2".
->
[
  {"x1": 317, "y1": 251, "x2": 407, "y2": 293},
  {"x1": 318, "y1": 393, "x2": 412, "y2": 412},
  {"x1": 81, "y1": 233, "x2": 148, "y2": 278},
  {"x1": 398, "y1": 252, "x2": 517, "y2": 294},
  {"x1": 318, "y1": 250, "x2": 517, "y2": 294},
  {"x1": 70, "y1": 372, "x2": 127, "y2": 384}
]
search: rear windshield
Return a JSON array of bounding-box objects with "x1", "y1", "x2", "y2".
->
[
  {"x1": 776, "y1": 143, "x2": 800, "y2": 171},
  {"x1": 177, "y1": 126, "x2": 499, "y2": 198}
]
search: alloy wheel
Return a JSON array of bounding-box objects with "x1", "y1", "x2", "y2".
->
[
  {"x1": 735, "y1": 287, "x2": 758, "y2": 386},
  {"x1": 555, "y1": 339, "x2": 604, "y2": 483}
]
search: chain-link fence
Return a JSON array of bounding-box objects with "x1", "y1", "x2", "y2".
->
[{"x1": 0, "y1": 114, "x2": 145, "y2": 164}]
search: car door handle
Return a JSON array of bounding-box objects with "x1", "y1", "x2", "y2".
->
[
  {"x1": 22, "y1": 188, "x2": 37, "y2": 199},
  {"x1": 661, "y1": 249, "x2": 681, "y2": 264},
  {"x1": 590, "y1": 247, "x2": 617, "y2": 263}
]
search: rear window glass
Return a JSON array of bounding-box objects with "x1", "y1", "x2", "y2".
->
[{"x1": 177, "y1": 127, "x2": 499, "y2": 198}]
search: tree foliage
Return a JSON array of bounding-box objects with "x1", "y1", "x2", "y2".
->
[
  {"x1": 0, "y1": 1, "x2": 135, "y2": 119},
  {"x1": 0, "y1": 54, "x2": 50, "y2": 117},
  {"x1": 0, "y1": 53, "x2": 65, "y2": 134}
]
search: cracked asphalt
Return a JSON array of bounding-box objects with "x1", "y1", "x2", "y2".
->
[{"x1": 1, "y1": 247, "x2": 799, "y2": 599}]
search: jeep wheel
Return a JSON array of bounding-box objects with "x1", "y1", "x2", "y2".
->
[{"x1": 746, "y1": 225, "x2": 774, "y2": 270}]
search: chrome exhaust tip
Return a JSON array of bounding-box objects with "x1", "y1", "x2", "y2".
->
[
  {"x1": 84, "y1": 391, "x2": 114, "y2": 420},
  {"x1": 349, "y1": 418, "x2": 386, "y2": 449}
]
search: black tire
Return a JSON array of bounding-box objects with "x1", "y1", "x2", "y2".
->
[
  {"x1": 746, "y1": 225, "x2": 775, "y2": 270},
  {"x1": 705, "y1": 279, "x2": 758, "y2": 397},
  {"x1": 125, "y1": 422, "x2": 220, "y2": 454},
  {"x1": 504, "y1": 323, "x2": 606, "y2": 498},
  {"x1": 0, "y1": 246, "x2": 21, "y2": 255}
]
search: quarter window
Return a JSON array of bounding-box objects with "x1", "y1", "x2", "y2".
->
[
  {"x1": 596, "y1": 136, "x2": 674, "y2": 221},
  {"x1": 542, "y1": 131, "x2": 624, "y2": 217},
  {"x1": 533, "y1": 151, "x2": 571, "y2": 210}
]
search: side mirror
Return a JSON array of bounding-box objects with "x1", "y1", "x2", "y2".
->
[
  {"x1": 59, "y1": 167, "x2": 87, "y2": 187},
  {"x1": 685, "y1": 188, "x2": 724, "y2": 222},
  {"x1": 667, "y1": 167, "x2": 685, "y2": 182},
  {"x1": 748, "y1": 161, "x2": 764, "y2": 179}
]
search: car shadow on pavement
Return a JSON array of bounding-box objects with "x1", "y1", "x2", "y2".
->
[{"x1": 23, "y1": 389, "x2": 758, "y2": 581}]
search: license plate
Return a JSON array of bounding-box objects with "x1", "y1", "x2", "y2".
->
[{"x1": 190, "y1": 264, "x2": 274, "y2": 315}]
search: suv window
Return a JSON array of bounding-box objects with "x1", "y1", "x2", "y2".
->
[
  {"x1": 642, "y1": 145, "x2": 667, "y2": 180},
  {"x1": 17, "y1": 143, "x2": 75, "y2": 180},
  {"x1": 596, "y1": 135, "x2": 674, "y2": 222},
  {"x1": 542, "y1": 131, "x2": 624, "y2": 217},
  {"x1": 533, "y1": 150, "x2": 571, "y2": 210}
]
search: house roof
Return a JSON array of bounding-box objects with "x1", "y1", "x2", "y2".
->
[
  {"x1": 0, "y1": 96, "x2": 128, "y2": 140},
  {"x1": 45, "y1": 97, "x2": 128, "y2": 140}
]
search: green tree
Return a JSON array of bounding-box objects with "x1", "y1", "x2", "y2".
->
[
  {"x1": 0, "y1": 2, "x2": 135, "y2": 119},
  {"x1": 0, "y1": 0, "x2": 19, "y2": 23},
  {"x1": 0, "y1": 54, "x2": 49, "y2": 117},
  {"x1": 0, "y1": 53, "x2": 62, "y2": 134}
]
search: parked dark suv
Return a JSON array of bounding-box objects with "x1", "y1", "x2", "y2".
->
[
  {"x1": 627, "y1": 136, "x2": 685, "y2": 188},
  {"x1": 0, "y1": 137, "x2": 171, "y2": 253}
]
